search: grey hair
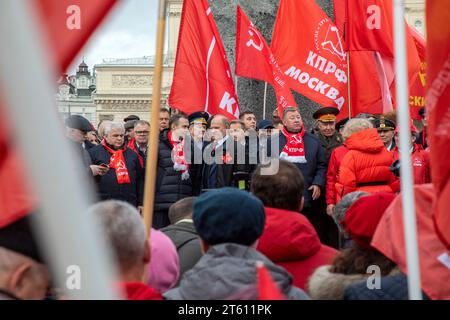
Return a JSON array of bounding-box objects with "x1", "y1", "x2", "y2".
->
[
  {"x1": 88, "y1": 200, "x2": 146, "y2": 271},
  {"x1": 333, "y1": 191, "x2": 369, "y2": 234},
  {"x1": 341, "y1": 118, "x2": 373, "y2": 140},
  {"x1": 134, "y1": 120, "x2": 150, "y2": 129},
  {"x1": 104, "y1": 122, "x2": 125, "y2": 136}
]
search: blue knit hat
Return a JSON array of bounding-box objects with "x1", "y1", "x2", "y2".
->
[{"x1": 193, "y1": 188, "x2": 265, "y2": 246}]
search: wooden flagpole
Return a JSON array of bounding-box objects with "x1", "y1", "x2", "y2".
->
[{"x1": 143, "y1": 0, "x2": 167, "y2": 238}]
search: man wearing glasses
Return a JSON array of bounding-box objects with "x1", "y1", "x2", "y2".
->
[{"x1": 128, "y1": 120, "x2": 150, "y2": 168}]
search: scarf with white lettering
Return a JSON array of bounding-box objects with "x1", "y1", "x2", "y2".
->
[
  {"x1": 280, "y1": 127, "x2": 307, "y2": 163},
  {"x1": 101, "y1": 140, "x2": 131, "y2": 184},
  {"x1": 168, "y1": 131, "x2": 190, "y2": 180}
]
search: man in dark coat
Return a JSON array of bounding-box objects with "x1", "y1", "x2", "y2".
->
[
  {"x1": 268, "y1": 107, "x2": 327, "y2": 214},
  {"x1": 160, "y1": 197, "x2": 202, "y2": 282},
  {"x1": 200, "y1": 114, "x2": 257, "y2": 191},
  {"x1": 65, "y1": 115, "x2": 107, "y2": 178},
  {"x1": 154, "y1": 115, "x2": 195, "y2": 229},
  {"x1": 313, "y1": 107, "x2": 343, "y2": 164},
  {"x1": 88, "y1": 122, "x2": 144, "y2": 207},
  {"x1": 311, "y1": 107, "x2": 343, "y2": 248}
]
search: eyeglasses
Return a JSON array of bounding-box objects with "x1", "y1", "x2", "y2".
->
[{"x1": 135, "y1": 130, "x2": 149, "y2": 135}]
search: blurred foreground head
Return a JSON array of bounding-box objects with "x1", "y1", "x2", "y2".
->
[
  {"x1": 89, "y1": 200, "x2": 150, "y2": 282},
  {"x1": 0, "y1": 215, "x2": 49, "y2": 300}
]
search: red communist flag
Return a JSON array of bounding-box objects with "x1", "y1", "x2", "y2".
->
[
  {"x1": 235, "y1": 5, "x2": 296, "y2": 118},
  {"x1": 169, "y1": 0, "x2": 239, "y2": 120},
  {"x1": 35, "y1": 0, "x2": 117, "y2": 73},
  {"x1": 0, "y1": 1, "x2": 117, "y2": 226},
  {"x1": 426, "y1": 0, "x2": 450, "y2": 250},
  {"x1": 409, "y1": 26, "x2": 427, "y2": 120},
  {"x1": 271, "y1": 0, "x2": 348, "y2": 115}
]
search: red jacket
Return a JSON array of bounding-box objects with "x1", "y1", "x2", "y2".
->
[
  {"x1": 257, "y1": 207, "x2": 337, "y2": 290},
  {"x1": 118, "y1": 282, "x2": 163, "y2": 300},
  {"x1": 336, "y1": 129, "x2": 398, "y2": 201},
  {"x1": 392, "y1": 144, "x2": 431, "y2": 185},
  {"x1": 326, "y1": 145, "x2": 349, "y2": 205}
]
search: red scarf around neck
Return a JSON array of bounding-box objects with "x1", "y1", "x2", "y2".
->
[
  {"x1": 168, "y1": 131, "x2": 189, "y2": 180},
  {"x1": 280, "y1": 127, "x2": 307, "y2": 163},
  {"x1": 101, "y1": 140, "x2": 131, "y2": 184}
]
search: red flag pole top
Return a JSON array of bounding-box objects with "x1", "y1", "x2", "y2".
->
[{"x1": 169, "y1": 0, "x2": 240, "y2": 120}]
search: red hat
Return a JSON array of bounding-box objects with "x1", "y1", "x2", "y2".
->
[{"x1": 342, "y1": 193, "x2": 396, "y2": 249}]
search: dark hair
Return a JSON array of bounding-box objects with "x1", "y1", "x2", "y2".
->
[
  {"x1": 273, "y1": 119, "x2": 283, "y2": 126},
  {"x1": 168, "y1": 197, "x2": 196, "y2": 224},
  {"x1": 169, "y1": 114, "x2": 188, "y2": 129},
  {"x1": 159, "y1": 108, "x2": 170, "y2": 114},
  {"x1": 239, "y1": 111, "x2": 256, "y2": 120},
  {"x1": 250, "y1": 160, "x2": 304, "y2": 211},
  {"x1": 330, "y1": 244, "x2": 396, "y2": 275}
]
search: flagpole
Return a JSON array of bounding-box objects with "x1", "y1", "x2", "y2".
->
[
  {"x1": 142, "y1": 0, "x2": 167, "y2": 238},
  {"x1": 393, "y1": 0, "x2": 422, "y2": 300},
  {"x1": 0, "y1": 0, "x2": 119, "y2": 299},
  {"x1": 263, "y1": 82, "x2": 268, "y2": 119},
  {"x1": 346, "y1": 51, "x2": 352, "y2": 118}
]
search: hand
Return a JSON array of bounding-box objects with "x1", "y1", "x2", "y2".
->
[
  {"x1": 90, "y1": 165, "x2": 109, "y2": 176},
  {"x1": 326, "y1": 204, "x2": 335, "y2": 216},
  {"x1": 309, "y1": 185, "x2": 321, "y2": 201}
]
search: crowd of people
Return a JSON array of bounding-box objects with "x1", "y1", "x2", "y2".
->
[{"x1": 1, "y1": 103, "x2": 444, "y2": 301}]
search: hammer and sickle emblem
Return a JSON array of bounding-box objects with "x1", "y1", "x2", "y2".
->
[{"x1": 246, "y1": 26, "x2": 264, "y2": 52}]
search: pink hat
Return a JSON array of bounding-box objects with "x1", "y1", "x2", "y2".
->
[{"x1": 146, "y1": 229, "x2": 180, "y2": 293}]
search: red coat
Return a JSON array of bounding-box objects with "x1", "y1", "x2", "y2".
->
[
  {"x1": 117, "y1": 282, "x2": 163, "y2": 300},
  {"x1": 257, "y1": 207, "x2": 337, "y2": 290},
  {"x1": 326, "y1": 145, "x2": 349, "y2": 205},
  {"x1": 336, "y1": 128, "x2": 398, "y2": 201},
  {"x1": 392, "y1": 144, "x2": 431, "y2": 184}
]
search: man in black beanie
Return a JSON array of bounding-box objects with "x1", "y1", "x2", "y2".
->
[
  {"x1": 0, "y1": 215, "x2": 50, "y2": 300},
  {"x1": 164, "y1": 188, "x2": 309, "y2": 300}
]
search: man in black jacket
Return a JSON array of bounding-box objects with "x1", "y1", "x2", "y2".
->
[
  {"x1": 154, "y1": 115, "x2": 195, "y2": 229},
  {"x1": 88, "y1": 122, "x2": 143, "y2": 207},
  {"x1": 160, "y1": 197, "x2": 202, "y2": 282},
  {"x1": 200, "y1": 114, "x2": 257, "y2": 191},
  {"x1": 267, "y1": 107, "x2": 327, "y2": 218}
]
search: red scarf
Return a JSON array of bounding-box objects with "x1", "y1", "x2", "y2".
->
[
  {"x1": 127, "y1": 138, "x2": 144, "y2": 168},
  {"x1": 280, "y1": 127, "x2": 307, "y2": 163},
  {"x1": 101, "y1": 140, "x2": 131, "y2": 184},
  {"x1": 167, "y1": 131, "x2": 189, "y2": 180}
]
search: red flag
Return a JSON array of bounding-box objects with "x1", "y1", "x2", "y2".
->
[
  {"x1": 256, "y1": 262, "x2": 285, "y2": 300},
  {"x1": 346, "y1": 0, "x2": 395, "y2": 57},
  {"x1": 409, "y1": 27, "x2": 426, "y2": 120},
  {"x1": 0, "y1": 1, "x2": 117, "y2": 226},
  {"x1": 169, "y1": 0, "x2": 240, "y2": 120},
  {"x1": 271, "y1": 0, "x2": 348, "y2": 114},
  {"x1": 35, "y1": 0, "x2": 117, "y2": 73},
  {"x1": 426, "y1": 0, "x2": 450, "y2": 250},
  {"x1": 372, "y1": 185, "x2": 450, "y2": 299},
  {"x1": 235, "y1": 5, "x2": 296, "y2": 118}
]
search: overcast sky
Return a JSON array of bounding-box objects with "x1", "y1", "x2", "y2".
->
[{"x1": 69, "y1": 0, "x2": 159, "y2": 73}]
